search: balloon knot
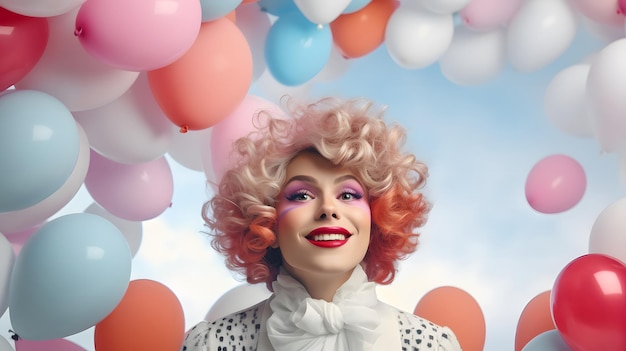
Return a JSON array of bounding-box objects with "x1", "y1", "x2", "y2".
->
[
  {"x1": 179, "y1": 125, "x2": 189, "y2": 133},
  {"x1": 169, "y1": 202, "x2": 173, "y2": 208},
  {"x1": 74, "y1": 27, "x2": 83, "y2": 36},
  {"x1": 9, "y1": 330, "x2": 19, "y2": 341}
]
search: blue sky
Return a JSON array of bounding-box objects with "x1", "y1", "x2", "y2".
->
[{"x1": 3, "y1": 8, "x2": 626, "y2": 351}]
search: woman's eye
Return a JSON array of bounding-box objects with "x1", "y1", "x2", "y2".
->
[
  {"x1": 286, "y1": 190, "x2": 313, "y2": 201},
  {"x1": 340, "y1": 191, "x2": 362, "y2": 201}
]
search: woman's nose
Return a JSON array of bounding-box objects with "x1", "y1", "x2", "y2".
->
[{"x1": 316, "y1": 197, "x2": 339, "y2": 220}]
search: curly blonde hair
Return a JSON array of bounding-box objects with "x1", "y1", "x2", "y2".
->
[{"x1": 202, "y1": 97, "x2": 430, "y2": 289}]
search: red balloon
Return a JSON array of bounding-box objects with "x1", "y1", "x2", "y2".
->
[
  {"x1": 0, "y1": 8, "x2": 48, "y2": 91},
  {"x1": 551, "y1": 254, "x2": 626, "y2": 351}
]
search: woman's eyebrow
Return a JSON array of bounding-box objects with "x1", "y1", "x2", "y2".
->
[
  {"x1": 284, "y1": 175, "x2": 317, "y2": 185},
  {"x1": 335, "y1": 174, "x2": 361, "y2": 184}
]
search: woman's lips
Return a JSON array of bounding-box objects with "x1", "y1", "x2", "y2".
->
[{"x1": 306, "y1": 227, "x2": 352, "y2": 248}]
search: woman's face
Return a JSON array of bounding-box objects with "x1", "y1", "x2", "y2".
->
[{"x1": 275, "y1": 151, "x2": 371, "y2": 282}]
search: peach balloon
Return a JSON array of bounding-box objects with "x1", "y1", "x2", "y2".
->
[
  {"x1": 148, "y1": 18, "x2": 253, "y2": 131},
  {"x1": 414, "y1": 286, "x2": 486, "y2": 351},
  {"x1": 515, "y1": 290, "x2": 556, "y2": 351},
  {"x1": 330, "y1": 0, "x2": 399, "y2": 58}
]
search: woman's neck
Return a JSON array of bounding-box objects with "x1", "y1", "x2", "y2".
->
[{"x1": 283, "y1": 265, "x2": 355, "y2": 302}]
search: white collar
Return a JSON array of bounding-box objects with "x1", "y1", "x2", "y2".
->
[{"x1": 266, "y1": 265, "x2": 382, "y2": 351}]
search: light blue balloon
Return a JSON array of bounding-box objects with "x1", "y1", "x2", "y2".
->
[
  {"x1": 200, "y1": 0, "x2": 242, "y2": 22},
  {"x1": 522, "y1": 330, "x2": 572, "y2": 351},
  {"x1": 0, "y1": 90, "x2": 80, "y2": 213},
  {"x1": 257, "y1": 0, "x2": 298, "y2": 16},
  {"x1": 343, "y1": 0, "x2": 371, "y2": 14},
  {"x1": 9, "y1": 213, "x2": 132, "y2": 340},
  {"x1": 265, "y1": 11, "x2": 332, "y2": 86}
]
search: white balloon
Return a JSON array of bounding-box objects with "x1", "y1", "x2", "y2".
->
[
  {"x1": 0, "y1": 123, "x2": 90, "y2": 234},
  {"x1": 418, "y1": 0, "x2": 471, "y2": 15},
  {"x1": 439, "y1": 27, "x2": 506, "y2": 86},
  {"x1": 15, "y1": 8, "x2": 139, "y2": 112},
  {"x1": 586, "y1": 38, "x2": 626, "y2": 152},
  {"x1": 0, "y1": 0, "x2": 85, "y2": 17},
  {"x1": 506, "y1": 0, "x2": 578, "y2": 72},
  {"x1": 84, "y1": 202, "x2": 142, "y2": 257},
  {"x1": 521, "y1": 330, "x2": 571, "y2": 351},
  {"x1": 236, "y1": 3, "x2": 272, "y2": 81},
  {"x1": 205, "y1": 283, "x2": 271, "y2": 322},
  {"x1": 385, "y1": 3, "x2": 454, "y2": 69},
  {"x1": 73, "y1": 74, "x2": 173, "y2": 164},
  {"x1": 169, "y1": 127, "x2": 211, "y2": 172},
  {"x1": 314, "y1": 44, "x2": 352, "y2": 82},
  {"x1": 589, "y1": 197, "x2": 626, "y2": 264},
  {"x1": 544, "y1": 64, "x2": 594, "y2": 138},
  {"x1": 254, "y1": 69, "x2": 313, "y2": 103},
  {"x1": 0, "y1": 335, "x2": 14, "y2": 351},
  {"x1": 294, "y1": 0, "x2": 351, "y2": 24},
  {"x1": 0, "y1": 233, "x2": 15, "y2": 318}
]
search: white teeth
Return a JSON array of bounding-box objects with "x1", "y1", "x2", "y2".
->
[{"x1": 312, "y1": 234, "x2": 347, "y2": 241}]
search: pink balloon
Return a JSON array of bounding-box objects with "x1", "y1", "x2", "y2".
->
[
  {"x1": 75, "y1": 0, "x2": 202, "y2": 71},
  {"x1": 205, "y1": 94, "x2": 286, "y2": 183},
  {"x1": 459, "y1": 0, "x2": 523, "y2": 30},
  {"x1": 4, "y1": 226, "x2": 39, "y2": 256},
  {"x1": 15, "y1": 337, "x2": 86, "y2": 351},
  {"x1": 85, "y1": 150, "x2": 174, "y2": 221},
  {"x1": 570, "y1": 0, "x2": 623, "y2": 26},
  {"x1": 525, "y1": 154, "x2": 586, "y2": 214}
]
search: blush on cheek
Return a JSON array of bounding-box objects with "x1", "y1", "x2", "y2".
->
[
  {"x1": 351, "y1": 199, "x2": 371, "y2": 215},
  {"x1": 277, "y1": 203, "x2": 300, "y2": 221}
]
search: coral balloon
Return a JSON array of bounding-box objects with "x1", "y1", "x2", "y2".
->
[
  {"x1": 94, "y1": 279, "x2": 185, "y2": 351},
  {"x1": 515, "y1": 290, "x2": 556, "y2": 351},
  {"x1": 552, "y1": 254, "x2": 626, "y2": 351},
  {"x1": 525, "y1": 154, "x2": 586, "y2": 214},
  {"x1": 0, "y1": 8, "x2": 48, "y2": 91},
  {"x1": 330, "y1": 0, "x2": 399, "y2": 58},
  {"x1": 148, "y1": 18, "x2": 252, "y2": 131},
  {"x1": 414, "y1": 286, "x2": 486, "y2": 351}
]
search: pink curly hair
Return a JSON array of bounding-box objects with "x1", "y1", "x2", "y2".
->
[{"x1": 202, "y1": 97, "x2": 430, "y2": 290}]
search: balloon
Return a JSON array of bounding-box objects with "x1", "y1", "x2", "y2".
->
[
  {"x1": 14, "y1": 8, "x2": 139, "y2": 112},
  {"x1": 582, "y1": 16, "x2": 625, "y2": 43},
  {"x1": 294, "y1": 0, "x2": 351, "y2": 24},
  {"x1": 73, "y1": 73, "x2": 173, "y2": 164},
  {"x1": 0, "y1": 123, "x2": 89, "y2": 234},
  {"x1": 0, "y1": 233, "x2": 15, "y2": 318},
  {"x1": 0, "y1": 0, "x2": 85, "y2": 17},
  {"x1": 94, "y1": 279, "x2": 185, "y2": 351},
  {"x1": 85, "y1": 151, "x2": 174, "y2": 221},
  {"x1": 414, "y1": 286, "x2": 486, "y2": 351},
  {"x1": 544, "y1": 64, "x2": 594, "y2": 138},
  {"x1": 551, "y1": 254, "x2": 626, "y2": 351},
  {"x1": 385, "y1": 3, "x2": 454, "y2": 69},
  {"x1": 0, "y1": 336, "x2": 13, "y2": 351},
  {"x1": 84, "y1": 202, "x2": 143, "y2": 257},
  {"x1": 439, "y1": 27, "x2": 506, "y2": 86},
  {"x1": 343, "y1": 0, "x2": 371, "y2": 13},
  {"x1": 418, "y1": 0, "x2": 471, "y2": 15},
  {"x1": 148, "y1": 18, "x2": 253, "y2": 131},
  {"x1": 265, "y1": 11, "x2": 333, "y2": 86},
  {"x1": 200, "y1": 0, "x2": 242, "y2": 22},
  {"x1": 589, "y1": 197, "x2": 626, "y2": 264},
  {"x1": 255, "y1": 69, "x2": 314, "y2": 103},
  {"x1": 521, "y1": 330, "x2": 572, "y2": 351},
  {"x1": 586, "y1": 38, "x2": 626, "y2": 152},
  {"x1": 257, "y1": 0, "x2": 299, "y2": 16},
  {"x1": 506, "y1": 0, "x2": 578, "y2": 73},
  {"x1": 75, "y1": 0, "x2": 201, "y2": 71},
  {"x1": 168, "y1": 127, "x2": 211, "y2": 172},
  {"x1": 570, "y1": 0, "x2": 624, "y2": 26},
  {"x1": 9, "y1": 213, "x2": 132, "y2": 340},
  {"x1": 330, "y1": 0, "x2": 399, "y2": 58},
  {"x1": 459, "y1": 0, "x2": 523, "y2": 30},
  {"x1": 0, "y1": 90, "x2": 80, "y2": 213},
  {"x1": 525, "y1": 154, "x2": 586, "y2": 214},
  {"x1": 208, "y1": 94, "x2": 286, "y2": 182},
  {"x1": 205, "y1": 283, "x2": 272, "y2": 321},
  {"x1": 0, "y1": 8, "x2": 48, "y2": 91},
  {"x1": 15, "y1": 338, "x2": 86, "y2": 351},
  {"x1": 515, "y1": 290, "x2": 556, "y2": 351},
  {"x1": 236, "y1": 2, "x2": 272, "y2": 81}
]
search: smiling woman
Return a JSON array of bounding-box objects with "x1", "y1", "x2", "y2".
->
[{"x1": 183, "y1": 97, "x2": 462, "y2": 350}]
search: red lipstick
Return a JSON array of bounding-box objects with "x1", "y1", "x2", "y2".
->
[{"x1": 306, "y1": 227, "x2": 351, "y2": 248}]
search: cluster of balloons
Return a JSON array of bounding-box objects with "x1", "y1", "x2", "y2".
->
[{"x1": 513, "y1": 197, "x2": 626, "y2": 351}]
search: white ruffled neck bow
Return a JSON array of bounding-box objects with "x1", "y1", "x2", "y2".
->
[{"x1": 266, "y1": 265, "x2": 381, "y2": 351}]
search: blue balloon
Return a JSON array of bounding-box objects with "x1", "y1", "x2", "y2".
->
[
  {"x1": 199, "y1": 0, "x2": 242, "y2": 22},
  {"x1": 9, "y1": 213, "x2": 132, "y2": 340},
  {"x1": 343, "y1": 0, "x2": 371, "y2": 14},
  {"x1": 0, "y1": 90, "x2": 80, "y2": 213},
  {"x1": 265, "y1": 11, "x2": 332, "y2": 86},
  {"x1": 257, "y1": 0, "x2": 298, "y2": 16},
  {"x1": 522, "y1": 330, "x2": 572, "y2": 351}
]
